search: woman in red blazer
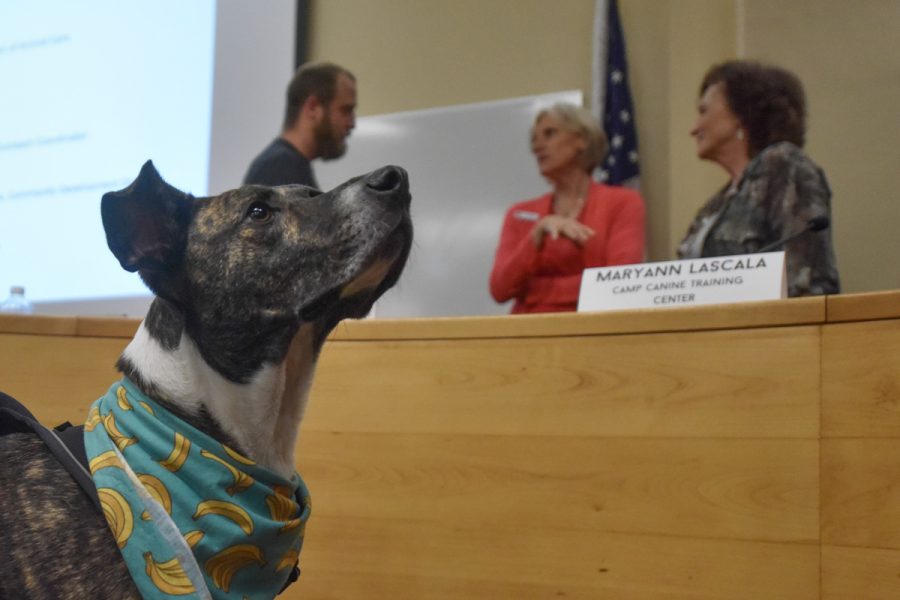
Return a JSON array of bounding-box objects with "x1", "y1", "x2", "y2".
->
[{"x1": 489, "y1": 103, "x2": 646, "y2": 313}]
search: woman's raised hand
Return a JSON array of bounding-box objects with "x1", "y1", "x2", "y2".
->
[{"x1": 530, "y1": 215, "x2": 595, "y2": 247}]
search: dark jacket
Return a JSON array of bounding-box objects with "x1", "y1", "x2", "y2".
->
[{"x1": 678, "y1": 142, "x2": 840, "y2": 296}]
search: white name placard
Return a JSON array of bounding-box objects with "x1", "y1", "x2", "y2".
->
[{"x1": 577, "y1": 252, "x2": 786, "y2": 312}]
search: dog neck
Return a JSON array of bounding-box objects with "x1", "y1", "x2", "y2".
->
[{"x1": 118, "y1": 317, "x2": 317, "y2": 480}]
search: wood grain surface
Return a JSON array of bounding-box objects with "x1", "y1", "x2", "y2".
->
[
  {"x1": 822, "y1": 545, "x2": 900, "y2": 600},
  {"x1": 822, "y1": 439, "x2": 900, "y2": 549},
  {"x1": 285, "y1": 517, "x2": 818, "y2": 600},
  {"x1": 0, "y1": 332, "x2": 126, "y2": 425},
  {"x1": 822, "y1": 319, "x2": 900, "y2": 437},
  {"x1": 825, "y1": 289, "x2": 900, "y2": 323},
  {"x1": 296, "y1": 432, "x2": 818, "y2": 543},
  {"x1": 309, "y1": 326, "x2": 821, "y2": 438},
  {"x1": 1, "y1": 294, "x2": 898, "y2": 599}
]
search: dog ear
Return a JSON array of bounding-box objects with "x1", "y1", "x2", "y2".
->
[{"x1": 101, "y1": 161, "x2": 193, "y2": 296}]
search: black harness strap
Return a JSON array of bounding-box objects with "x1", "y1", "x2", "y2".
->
[{"x1": 0, "y1": 391, "x2": 100, "y2": 510}]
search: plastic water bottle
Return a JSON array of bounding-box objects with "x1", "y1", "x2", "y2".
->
[{"x1": 0, "y1": 286, "x2": 34, "y2": 314}]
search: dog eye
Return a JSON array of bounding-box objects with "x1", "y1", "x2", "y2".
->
[{"x1": 247, "y1": 202, "x2": 274, "y2": 223}]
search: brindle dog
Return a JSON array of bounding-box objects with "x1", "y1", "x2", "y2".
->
[{"x1": 0, "y1": 162, "x2": 412, "y2": 598}]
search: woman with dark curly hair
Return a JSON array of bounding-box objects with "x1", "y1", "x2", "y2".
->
[{"x1": 678, "y1": 60, "x2": 840, "y2": 296}]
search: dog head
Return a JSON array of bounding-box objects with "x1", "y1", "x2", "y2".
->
[{"x1": 101, "y1": 161, "x2": 412, "y2": 384}]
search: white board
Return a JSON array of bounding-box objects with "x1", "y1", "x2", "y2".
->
[{"x1": 316, "y1": 90, "x2": 583, "y2": 318}]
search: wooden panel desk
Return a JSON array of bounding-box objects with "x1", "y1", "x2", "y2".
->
[{"x1": 1, "y1": 291, "x2": 898, "y2": 599}]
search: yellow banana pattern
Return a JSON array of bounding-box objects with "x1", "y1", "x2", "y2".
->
[
  {"x1": 266, "y1": 491, "x2": 295, "y2": 522},
  {"x1": 159, "y1": 432, "x2": 191, "y2": 472},
  {"x1": 222, "y1": 443, "x2": 256, "y2": 465},
  {"x1": 204, "y1": 544, "x2": 265, "y2": 593},
  {"x1": 89, "y1": 450, "x2": 121, "y2": 474},
  {"x1": 272, "y1": 484, "x2": 293, "y2": 499},
  {"x1": 200, "y1": 449, "x2": 254, "y2": 495},
  {"x1": 280, "y1": 517, "x2": 304, "y2": 533},
  {"x1": 194, "y1": 499, "x2": 254, "y2": 535},
  {"x1": 143, "y1": 551, "x2": 197, "y2": 596},
  {"x1": 98, "y1": 487, "x2": 134, "y2": 549},
  {"x1": 103, "y1": 412, "x2": 138, "y2": 452},
  {"x1": 137, "y1": 473, "x2": 172, "y2": 514},
  {"x1": 184, "y1": 529, "x2": 205, "y2": 548},
  {"x1": 117, "y1": 385, "x2": 133, "y2": 411},
  {"x1": 275, "y1": 547, "x2": 299, "y2": 572},
  {"x1": 138, "y1": 401, "x2": 154, "y2": 415},
  {"x1": 266, "y1": 490, "x2": 304, "y2": 533},
  {"x1": 84, "y1": 406, "x2": 102, "y2": 432}
]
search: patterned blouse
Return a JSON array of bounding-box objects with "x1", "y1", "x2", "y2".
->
[{"x1": 677, "y1": 142, "x2": 840, "y2": 297}]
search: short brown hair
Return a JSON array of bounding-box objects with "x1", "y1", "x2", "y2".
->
[
  {"x1": 283, "y1": 61, "x2": 355, "y2": 130},
  {"x1": 700, "y1": 60, "x2": 807, "y2": 157},
  {"x1": 533, "y1": 103, "x2": 609, "y2": 173}
]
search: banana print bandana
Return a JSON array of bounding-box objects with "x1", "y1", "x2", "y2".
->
[{"x1": 83, "y1": 378, "x2": 310, "y2": 599}]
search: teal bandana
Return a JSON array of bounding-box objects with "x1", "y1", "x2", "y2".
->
[{"x1": 83, "y1": 378, "x2": 310, "y2": 599}]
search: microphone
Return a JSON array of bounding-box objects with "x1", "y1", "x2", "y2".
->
[{"x1": 758, "y1": 216, "x2": 830, "y2": 253}]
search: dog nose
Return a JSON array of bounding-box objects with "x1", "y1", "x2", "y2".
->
[{"x1": 365, "y1": 166, "x2": 408, "y2": 195}]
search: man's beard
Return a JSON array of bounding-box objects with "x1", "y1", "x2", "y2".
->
[{"x1": 314, "y1": 114, "x2": 347, "y2": 161}]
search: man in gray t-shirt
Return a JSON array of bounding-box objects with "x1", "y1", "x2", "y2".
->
[{"x1": 243, "y1": 62, "x2": 356, "y2": 189}]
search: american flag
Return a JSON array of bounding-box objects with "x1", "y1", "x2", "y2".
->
[{"x1": 592, "y1": 0, "x2": 640, "y2": 187}]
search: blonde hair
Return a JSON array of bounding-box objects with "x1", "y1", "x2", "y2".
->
[{"x1": 532, "y1": 103, "x2": 609, "y2": 173}]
